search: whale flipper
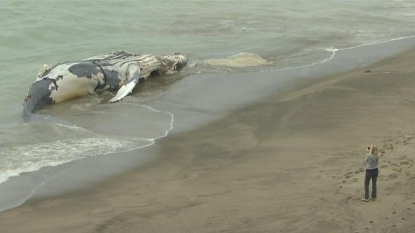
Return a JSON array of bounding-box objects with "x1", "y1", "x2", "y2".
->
[
  {"x1": 108, "y1": 63, "x2": 141, "y2": 103},
  {"x1": 108, "y1": 80, "x2": 138, "y2": 103}
]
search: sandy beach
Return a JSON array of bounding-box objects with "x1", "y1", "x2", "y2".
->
[{"x1": 1, "y1": 48, "x2": 415, "y2": 232}]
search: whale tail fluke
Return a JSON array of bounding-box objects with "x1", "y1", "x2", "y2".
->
[{"x1": 23, "y1": 86, "x2": 75, "y2": 126}]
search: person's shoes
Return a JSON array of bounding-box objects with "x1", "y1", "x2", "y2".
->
[
  {"x1": 361, "y1": 199, "x2": 369, "y2": 202},
  {"x1": 370, "y1": 198, "x2": 376, "y2": 201}
]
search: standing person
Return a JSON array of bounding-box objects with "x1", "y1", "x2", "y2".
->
[{"x1": 362, "y1": 144, "x2": 380, "y2": 202}]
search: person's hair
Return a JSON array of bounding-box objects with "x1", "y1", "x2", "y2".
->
[{"x1": 370, "y1": 144, "x2": 379, "y2": 159}]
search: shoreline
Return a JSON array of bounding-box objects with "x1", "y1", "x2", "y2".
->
[
  {"x1": 1, "y1": 36, "x2": 414, "y2": 198},
  {"x1": 1, "y1": 42, "x2": 415, "y2": 232}
]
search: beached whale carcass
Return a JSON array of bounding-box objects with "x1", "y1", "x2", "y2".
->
[{"x1": 23, "y1": 51, "x2": 187, "y2": 121}]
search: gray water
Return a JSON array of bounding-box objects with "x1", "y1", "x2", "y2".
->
[{"x1": 0, "y1": 0, "x2": 415, "y2": 203}]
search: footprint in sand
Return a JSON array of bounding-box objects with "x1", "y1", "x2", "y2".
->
[
  {"x1": 392, "y1": 168, "x2": 402, "y2": 173},
  {"x1": 349, "y1": 168, "x2": 364, "y2": 175},
  {"x1": 341, "y1": 176, "x2": 358, "y2": 184},
  {"x1": 403, "y1": 136, "x2": 413, "y2": 144},
  {"x1": 390, "y1": 162, "x2": 399, "y2": 167},
  {"x1": 388, "y1": 173, "x2": 398, "y2": 179},
  {"x1": 344, "y1": 172, "x2": 353, "y2": 179},
  {"x1": 341, "y1": 169, "x2": 362, "y2": 183},
  {"x1": 382, "y1": 134, "x2": 414, "y2": 148}
]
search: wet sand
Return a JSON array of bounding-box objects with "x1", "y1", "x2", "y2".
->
[{"x1": 2, "y1": 49, "x2": 415, "y2": 232}]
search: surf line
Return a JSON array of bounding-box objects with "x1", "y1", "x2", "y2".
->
[
  {"x1": 267, "y1": 34, "x2": 415, "y2": 73},
  {"x1": 338, "y1": 34, "x2": 415, "y2": 51},
  {"x1": 267, "y1": 47, "x2": 338, "y2": 73},
  {"x1": 120, "y1": 102, "x2": 175, "y2": 140}
]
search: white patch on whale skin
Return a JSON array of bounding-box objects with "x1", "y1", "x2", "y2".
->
[
  {"x1": 33, "y1": 62, "x2": 100, "y2": 104},
  {"x1": 35, "y1": 63, "x2": 77, "y2": 81},
  {"x1": 49, "y1": 73, "x2": 98, "y2": 103}
]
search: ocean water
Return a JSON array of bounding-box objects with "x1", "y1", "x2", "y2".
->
[{"x1": 0, "y1": 0, "x2": 415, "y2": 192}]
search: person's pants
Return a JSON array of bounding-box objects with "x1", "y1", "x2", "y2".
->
[{"x1": 364, "y1": 171, "x2": 378, "y2": 199}]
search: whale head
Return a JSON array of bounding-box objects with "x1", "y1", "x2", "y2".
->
[
  {"x1": 159, "y1": 52, "x2": 188, "y2": 74},
  {"x1": 23, "y1": 79, "x2": 54, "y2": 122}
]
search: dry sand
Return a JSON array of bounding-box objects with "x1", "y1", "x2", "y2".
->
[{"x1": 1, "y1": 49, "x2": 415, "y2": 233}]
